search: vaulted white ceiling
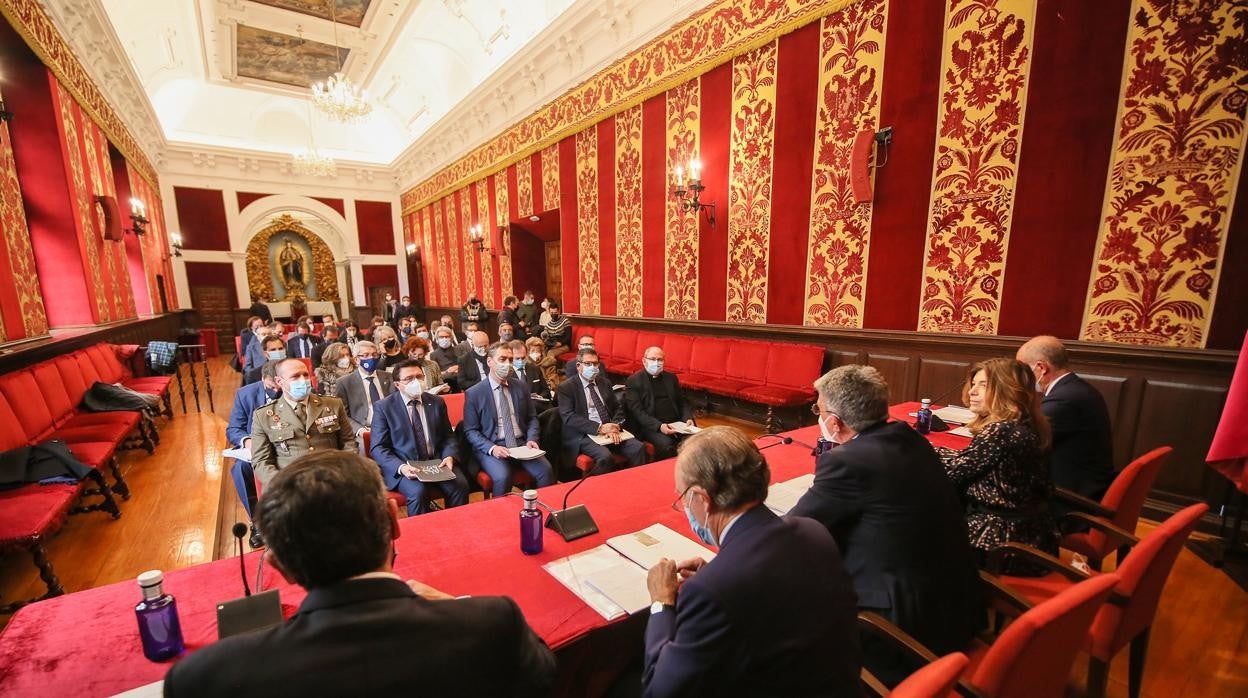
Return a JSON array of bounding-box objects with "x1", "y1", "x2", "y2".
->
[{"x1": 39, "y1": 0, "x2": 713, "y2": 189}]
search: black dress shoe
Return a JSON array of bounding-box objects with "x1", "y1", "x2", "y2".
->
[{"x1": 249, "y1": 524, "x2": 264, "y2": 549}]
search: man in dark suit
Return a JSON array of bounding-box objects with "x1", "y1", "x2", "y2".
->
[
  {"x1": 243, "y1": 332, "x2": 286, "y2": 385},
  {"x1": 333, "y1": 340, "x2": 394, "y2": 438},
  {"x1": 508, "y1": 340, "x2": 552, "y2": 402},
  {"x1": 163, "y1": 450, "x2": 556, "y2": 696},
  {"x1": 287, "y1": 322, "x2": 325, "y2": 368},
  {"x1": 563, "y1": 335, "x2": 596, "y2": 379},
  {"x1": 1018, "y1": 335, "x2": 1115, "y2": 498},
  {"x1": 643, "y1": 426, "x2": 860, "y2": 696},
  {"x1": 226, "y1": 359, "x2": 280, "y2": 548},
  {"x1": 462, "y1": 342, "x2": 555, "y2": 497},
  {"x1": 380, "y1": 291, "x2": 398, "y2": 327},
  {"x1": 238, "y1": 315, "x2": 266, "y2": 359},
  {"x1": 498, "y1": 295, "x2": 523, "y2": 338},
  {"x1": 788, "y1": 365, "x2": 984, "y2": 684},
  {"x1": 557, "y1": 348, "x2": 647, "y2": 473},
  {"x1": 456, "y1": 331, "x2": 491, "y2": 392},
  {"x1": 625, "y1": 346, "x2": 695, "y2": 460},
  {"x1": 370, "y1": 360, "x2": 469, "y2": 515}
]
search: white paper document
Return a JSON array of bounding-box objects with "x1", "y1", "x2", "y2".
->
[
  {"x1": 543, "y1": 546, "x2": 633, "y2": 621},
  {"x1": 112, "y1": 681, "x2": 164, "y2": 698},
  {"x1": 949, "y1": 426, "x2": 974, "y2": 438},
  {"x1": 765, "y1": 473, "x2": 815, "y2": 515},
  {"x1": 582, "y1": 562, "x2": 652, "y2": 615},
  {"x1": 590, "y1": 430, "x2": 635, "y2": 446},
  {"x1": 506, "y1": 445, "x2": 547, "y2": 460},
  {"x1": 427, "y1": 383, "x2": 450, "y2": 395},
  {"x1": 933, "y1": 405, "x2": 976, "y2": 425},
  {"x1": 222, "y1": 446, "x2": 251, "y2": 461},
  {"x1": 667, "y1": 422, "x2": 702, "y2": 435},
  {"x1": 607, "y1": 523, "x2": 716, "y2": 571}
]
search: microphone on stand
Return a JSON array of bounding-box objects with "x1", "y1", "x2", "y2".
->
[
  {"x1": 216, "y1": 522, "x2": 283, "y2": 639},
  {"x1": 544, "y1": 465, "x2": 601, "y2": 542},
  {"x1": 755, "y1": 434, "x2": 821, "y2": 453},
  {"x1": 232, "y1": 522, "x2": 251, "y2": 597},
  {"x1": 918, "y1": 379, "x2": 969, "y2": 432}
]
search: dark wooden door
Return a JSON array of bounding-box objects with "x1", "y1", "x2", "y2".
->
[
  {"x1": 544, "y1": 242, "x2": 562, "y2": 302},
  {"x1": 191, "y1": 285, "x2": 235, "y2": 353},
  {"x1": 368, "y1": 286, "x2": 395, "y2": 319}
]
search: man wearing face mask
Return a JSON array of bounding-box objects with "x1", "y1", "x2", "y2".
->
[
  {"x1": 226, "y1": 359, "x2": 283, "y2": 548},
  {"x1": 462, "y1": 343, "x2": 556, "y2": 497},
  {"x1": 516, "y1": 290, "x2": 539, "y2": 338},
  {"x1": 288, "y1": 321, "x2": 326, "y2": 368},
  {"x1": 564, "y1": 335, "x2": 596, "y2": 379},
  {"x1": 456, "y1": 322, "x2": 480, "y2": 358},
  {"x1": 381, "y1": 291, "x2": 399, "y2": 327},
  {"x1": 460, "y1": 292, "x2": 488, "y2": 325},
  {"x1": 456, "y1": 331, "x2": 492, "y2": 392},
  {"x1": 643, "y1": 426, "x2": 860, "y2": 697},
  {"x1": 334, "y1": 341, "x2": 395, "y2": 441},
  {"x1": 787, "y1": 365, "x2": 983, "y2": 685},
  {"x1": 244, "y1": 334, "x2": 288, "y2": 386},
  {"x1": 539, "y1": 301, "x2": 571, "y2": 353},
  {"x1": 624, "y1": 347, "x2": 695, "y2": 460},
  {"x1": 508, "y1": 339, "x2": 552, "y2": 402},
  {"x1": 250, "y1": 359, "x2": 356, "y2": 488},
  {"x1": 498, "y1": 295, "x2": 523, "y2": 339},
  {"x1": 439, "y1": 315, "x2": 463, "y2": 344},
  {"x1": 395, "y1": 295, "x2": 419, "y2": 328},
  {"x1": 430, "y1": 327, "x2": 462, "y2": 389},
  {"x1": 497, "y1": 322, "x2": 517, "y2": 344},
  {"x1": 369, "y1": 360, "x2": 469, "y2": 515},
  {"x1": 556, "y1": 348, "x2": 647, "y2": 473}
]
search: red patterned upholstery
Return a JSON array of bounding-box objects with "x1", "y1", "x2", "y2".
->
[
  {"x1": 890, "y1": 652, "x2": 969, "y2": 698},
  {"x1": 966, "y1": 574, "x2": 1119, "y2": 698},
  {"x1": 1062, "y1": 447, "x2": 1170, "y2": 565}
]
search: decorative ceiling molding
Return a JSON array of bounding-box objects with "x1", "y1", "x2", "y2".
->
[{"x1": 159, "y1": 142, "x2": 396, "y2": 194}]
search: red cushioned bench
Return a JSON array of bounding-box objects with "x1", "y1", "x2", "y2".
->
[{"x1": 564, "y1": 325, "x2": 824, "y2": 433}]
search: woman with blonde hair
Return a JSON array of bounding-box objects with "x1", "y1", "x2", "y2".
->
[
  {"x1": 372, "y1": 325, "x2": 404, "y2": 371},
  {"x1": 315, "y1": 342, "x2": 354, "y2": 396},
  {"x1": 938, "y1": 358, "x2": 1056, "y2": 574}
]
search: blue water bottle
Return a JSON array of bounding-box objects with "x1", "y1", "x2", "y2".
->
[
  {"x1": 520, "y1": 489, "x2": 544, "y2": 555},
  {"x1": 135, "y1": 570, "x2": 185, "y2": 661},
  {"x1": 916, "y1": 398, "x2": 933, "y2": 435}
]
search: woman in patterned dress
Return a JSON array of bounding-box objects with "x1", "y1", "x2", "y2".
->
[
  {"x1": 315, "y1": 342, "x2": 354, "y2": 397},
  {"x1": 938, "y1": 358, "x2": 1057, "y2": 575}
]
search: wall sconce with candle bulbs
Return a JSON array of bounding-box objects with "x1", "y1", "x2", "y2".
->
[
  {"x1": 468, "y1": 224, "x2": 491, "y2": 254},
  {"x1": 127, "y1": 198, "x2": 149, "y2": 236},
  {"x1": 405, "y1": 242, "x2": 417, "y2": 256},
  {"x1": 671, "y1": 157, "x2": 716, "y2": 228},
  {"x1": 169, "y1": 231, "x2": 184, "y2": 257}
]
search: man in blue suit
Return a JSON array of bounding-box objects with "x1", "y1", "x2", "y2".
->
[
  {"x1": 463, "y1": 342, "x2": 555, "y2": 497},
  {"x1": 226, "y1": 359, "x2": 281, "y2": 548},
  {"x1": 643, "y1": 426, "x2": 860, "y2": 697},
  {"x1": 370, "y1": 359, "x2": 469, "y2": 515}
]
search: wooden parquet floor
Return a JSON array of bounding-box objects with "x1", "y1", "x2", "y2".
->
[{"x1": 1, "y1": 357, "x2": 1245, "y2": 696}]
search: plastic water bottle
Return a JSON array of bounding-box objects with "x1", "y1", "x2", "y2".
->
[
  {"x1": 520, "y1": 489, "x2": 544, "y2": 555},
  {"x1": 135, "y1": 570, "x2": 184, "y2": 661},
  {"x1": 916, "y1": 398, "x2": 933, "y2": 435}
]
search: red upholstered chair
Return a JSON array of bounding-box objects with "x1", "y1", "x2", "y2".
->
[
  {"x1": 683, "y1": 336, "x2": 731, "y2": 391},
  {"x1": 0, "y1": 482, "x2": 82, "y2": 613},
  {"x1": 441, "y1": 392, "x2": 466, "y2": 427},
  {"x1": 704, "y1": 339, "x2": 769, "y2": 396},
  {"x1": 738, "y1": 342, "x2": 821, "y2": 433},
  {"x1": 359, "y1": 430, "x2": 418, "y2": 516},
  {"x1": 993, "y1": 503, "x2": 1208, "y2": 698},
  {"x1": 859, "y1": 573, "x2": 1119, "y2": 698},
  {"x1": 663, "y1": 334, "x2": 694, "y2": 375},
  {"x1": 871, "y1": 652, "x2": 969, "y2": 698},
  {"x1": 595, "y1": 327, "x2": 615, "y2": 361},
  {"x1": 574, "y1": 442, "x2": 654, "y2": 474},
  {"x1": 1057, "y1": 446, "x2": 1171, "y2": 570}
]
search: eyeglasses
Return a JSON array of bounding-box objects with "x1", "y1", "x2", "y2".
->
[{"x1": 671, "y1": 485, "x2": 694, "y2": 512}]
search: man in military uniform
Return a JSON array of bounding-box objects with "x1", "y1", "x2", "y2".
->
[{"x1": 251, "y1": 358, "x2": 357, "y2": 488}]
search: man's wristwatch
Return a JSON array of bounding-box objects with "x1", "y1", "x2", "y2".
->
[{"x1": 650, "y1": 601, "x2": 672, "y2": 615}]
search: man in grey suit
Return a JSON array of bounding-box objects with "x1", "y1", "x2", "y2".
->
[
  {"x1": 250, "y1": 359, "x2": 357, "y2": 487},
  {"x1": 333, "y1": 340, "x2": 394, "y2": 438}
]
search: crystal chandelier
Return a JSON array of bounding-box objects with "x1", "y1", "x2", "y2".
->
[
  {"x1": 311, "y1": 0, "x2": 372, "y2": 122},
  {"x1": 292, "y1": 148, "x2": 337, "y2": 177}
]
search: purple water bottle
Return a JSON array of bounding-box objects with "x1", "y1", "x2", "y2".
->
[
  {"x1": 520, "y1": 489, "x2": 544, "y2": 555},
  {"x1": 916, "y1": 398, "x2": 933, "y2": 435},
  {"x1": 135, "y1": 570, "x2": 184, "y2": 661}
]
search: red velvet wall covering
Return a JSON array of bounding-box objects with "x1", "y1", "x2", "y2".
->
[
  {"x1": 362, "y1": 265, "x2": 399, "y2": 294},
  {"x1": 355, "y1": 200, "x2": 395, "y2": 255},
  {"x1": 109, "y1": 146, "x2": 150, "y2": 316},
  {"x1": 173, "y1": 187, "x2": 230, "y2": 251},
  {"x1": 0, "y1": 81, "x2": 48, "y2": 340},
  {"x1": 183, "y1": 262, "x2": 237, "y2": 307}
]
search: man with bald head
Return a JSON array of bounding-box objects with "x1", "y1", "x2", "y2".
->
[
  {"x1": 624, "y1": 346, "x2": 695, "y2": 460},
  {"x1": 456, "y1": 330, "x2": 493, "y2": 392},
  {"x1": 1017, "y1": 335, "x2": 1115, "y2": 498}
]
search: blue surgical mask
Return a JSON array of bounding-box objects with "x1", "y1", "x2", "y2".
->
[
  {"x1": 645, "y1": 359, "x2": 663, "y2": 376},
  {"x1": 436, "y1": 338, "x2": 451, "y2": 349},
  {"x1": 500, "y1": 332, "x2": 513, "y2": 341},
  {"x1": 580, "y1": 364, "x2": 599, "y2": 381},
  {"x1": 513, "y1": 358, "x2": 526, "y2": 373},
  {"x1": 286, "y1": 378, "x2": 311, "y2": 400},
  {"x1": 683, "y1": 498, "x2": 717, "y2": 547},
  {"x1": 359, "y1": 357, "x2": 379, "y2": 373},
  {"x1": 266, "y1": 349, "x2": 286, "y2": 360}
]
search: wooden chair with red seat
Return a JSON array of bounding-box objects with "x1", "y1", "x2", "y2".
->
[
  {"x1": 861, "y1": 652, "x2": 969, "y2": 698},
  {"x1": 1055, "y1": 446, "x2": 1171, "y2": 570},
  {"x1": 436, "y1": 391, "x2": 536, "y2": 498},
  {"x1": 574, "y1": 441, "x2": 656, "y2": 475},
  {"x1": 359, "y1": 429, "x2": 413, "y2": 515},
  {"x1": 988, "y1": 502, "x2": 1208, "y2": 698},
  {"x1": 858, "y1": 572, "x2": 1120, "y2": 698}
]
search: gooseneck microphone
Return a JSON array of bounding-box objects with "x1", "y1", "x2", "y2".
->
[
  {"x1": 756, "y1": 434, "x2": 820, "y2": 451},
  {"x1": 543, "y1": 467, "x2": 601, "y2": 542},
  {"x1": 232, "y1": 522, "x2": 252, "y2": 597}
]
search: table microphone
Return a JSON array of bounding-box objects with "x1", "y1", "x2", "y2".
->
[
  {"x1": 756, "y1": 434, "x2": 820, "y2": 452},
  {"x1": 918, "y1": 380, "x2": 968, "y2": 432},
  {"x1": 544, "y1": 466, "x2": 600, "y2": 542},
  {"x1": 232, "y1": 522, "x2": 251, "y2": 597},
  {"x1": 217, "y1": 523, "x2": 283, "y2": 639}
]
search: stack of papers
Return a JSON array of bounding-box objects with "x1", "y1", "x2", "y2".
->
[
  {"x1": 667, "y1": 422, "x2": 702, "y2": 435},
  {"x1": 933, "y1": 405, "x2": 976, "y2": 424},
  {"x1": 222, "y1": 446, "x2": 251, "y2": 461},
  {"x1": 949, "y1": 426, "x2": 974, "y2": 438},
  {"x1": 544, "y1": 524, "x2": 716, "y2": 620},
  {"x1": 590, "y1": 430, "x2": 635, "y2": 446},
  {"x1": 765, "y1": 474, "x2": 815, "y2": 515},
  {"x1": 506, "y1": 445, "x2": 547, "y2": 460},
  {"x1": 427, "y1": 383, "x2": 450, "y2": 395}
]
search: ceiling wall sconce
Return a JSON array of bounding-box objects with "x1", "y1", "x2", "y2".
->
[
  {"x1": 0, "y1": 99, "x2": 12, "y2": 123},
  {"x1": 170, "y1": 231, "x2": 184, "y2": 257},
  {"x1": 468, "y1": 224, "x2": 491, "y2": 254},
  {"x1": 127, "y1": 197, "x2": 149, "y2": 236},
  {"x1": 405, "y1": 242, "x2": 417, "y2": 255},
  {"x1": 671, "y1": 157, "x2": 716, "y2": 228}
]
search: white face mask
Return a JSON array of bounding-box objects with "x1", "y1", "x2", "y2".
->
[
  {"x1": 336, "y1": 357, "x2": 351, "y2": 369},
  {"x1": 474, "y1": 345, "x2": 487, "y2": 357},
  {"x1": 529, "y1": 352, "x2": 542, "y2": 362},
  {"x1": 403, "y1": 379, "x2": 423, "y2": 398},
  {"x1": 818, "y1": 413, "x2": 837, "y2": 443}
]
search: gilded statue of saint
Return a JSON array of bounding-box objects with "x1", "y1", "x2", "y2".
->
[{"x1": 277, "y1": 239, "x2": 308, "y2": 295}]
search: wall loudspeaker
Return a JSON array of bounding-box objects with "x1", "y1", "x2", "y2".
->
[{"x1": 94, "y1": 195, "x2": 125, "y2": 241}]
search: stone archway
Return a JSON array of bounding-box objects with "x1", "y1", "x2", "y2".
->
[{"x1": 245, "y1": 214, "x2": 340, "y2": 302}]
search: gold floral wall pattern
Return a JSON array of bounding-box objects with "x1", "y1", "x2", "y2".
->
[
  {"x1": 665, "y1": 80, "x2": 701, "y2": 320},
  {"x1": 576, "y1": 128, "x2": 602, "y2": 315},
  {"x1": 615, "y1": 105, "x2": 645, "y2": 318},
  {"x1": 1081, "y1": 0, "x2": 1248, "y2": 348},
  {"x1": 245, "y1": 214, "x2": 339, "y2": 302}
]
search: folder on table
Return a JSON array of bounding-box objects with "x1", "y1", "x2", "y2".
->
[
  {"x1": 590, "y1": 430, "x2": 635, "y2": 446},
  {"x1": 606, "y1": 523, "x2": 716, "y2": 571},
  {"x1": 765, "y1": 474, "x2": 815, "y2": 515}
]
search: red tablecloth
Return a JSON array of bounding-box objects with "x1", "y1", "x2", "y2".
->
[
  {"x1": 197, "y1": 329, "x2": 220, "y2": 358},
  {"x1": 0, "y1": 408, "x2": 967, "y2": 695}
]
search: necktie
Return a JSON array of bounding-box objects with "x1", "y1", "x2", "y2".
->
[
  {"x1": 302, "y1": 337, "x2": 309, "y2": 356},
  {"x1": 408, "y1": 400, "x2": 430, "y2": 460},
  {"x1": 367, "y1": 376, "x2": 382, "y2": 404},
  {"x1": 497, "y1": 385, "x2": 518, "y2": 447},
  {"x1": 587, "y1": 381, "x2": 607, "y2": 425},
  {"x1": 293, "y1": 402, "x2": 306, "y2": 429}
]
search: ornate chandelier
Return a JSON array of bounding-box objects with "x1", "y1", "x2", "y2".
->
[
  {"x1": 292, "y1": 148, "x2": 337, "y2": 177},
  {"x1": 311, "y1": 0, "x2": 372, "y2": 122}
]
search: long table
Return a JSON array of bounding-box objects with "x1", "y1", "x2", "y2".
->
[{"x1": 0, "y1": 403, "x2": 967, "y2": 695}]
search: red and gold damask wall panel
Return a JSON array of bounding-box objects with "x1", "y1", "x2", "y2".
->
[
  {"x1": 996, "y1": 0, "x2": 1130, "y2": 339},
  {"x1": 697, "y1": 62, "x2": 731, "y2": 323},
  {"x1": 471, "y1": 181, "x2": 496, "y2": 304},
  {"x1": 615, "y1": 104, "x2": 645, "y2": 317},
  {"x1": 421, "y1": 207, "x2": 439, "y2": 306},
  {"x1": 0, "y1": 84, "x2": 48, "y2": 341},
  {"x1": 664, "y1": 80, "x2": 701, "y2": 320},
  {"x1": 765, "y1": 21, "x2": 820, "y2": 327},
  {"x1": 492, "y1": 171, "x2": 514, "y2": 299},
  {"x1": 801, "y1": 0, "x2": 887, "y2": 328},
  {"x1": 442, "y1": 194, "x2": 459, "y2": 303},
  {"x1": 80, "y1": 121, "x2": 134, "y2": 321},
  {"x1": 460, "y1": 187, "x2": 481, "y2": 298},
  {"x1": 725, "y1": 41, "x2": 779, "y2": 325},
  {"x1": 515, "y1": 155, "x2": 535, "y2": 219},
  {"x1": 641, "y1": 95, "x2": 668, "y2": 318},
  {"x1": 558, "y1": 137, "x2": 581, "y2": 314},
  {"x1": 596, "y1": 118, "x2": 618, "y2": 316},
  {"x1": 575, "y1": 128, "x2": 602, "y2": 315},
  {"x1": 1080, "y1": 0, "x2": 1248, "y2": 349},
  {"x1": 434, "y1": 199, "x2": 452, "y2": 307},
  {"x1": 916, "y1": 0, "x2": 1038, "y2": 335},
  {"x1": 541, "y1": 144, "x2": 562, "y2": 216}
]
